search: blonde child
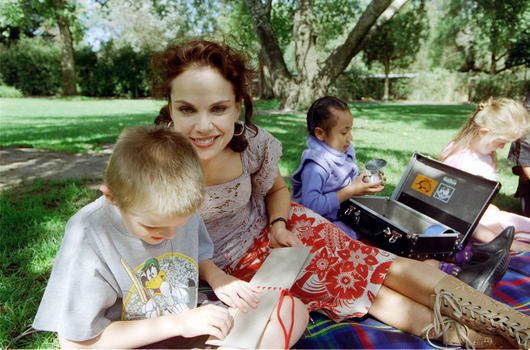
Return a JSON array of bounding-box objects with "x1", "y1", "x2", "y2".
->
[
  {"x1": 32, "y1": 125, "x2": 309, "y2": 349},
  {"x1": 292, "y1": 95, "x2": 514, "y2": 296},
  {"x1": 440, "y1": 97, "x2": 530, "y2": 252}
]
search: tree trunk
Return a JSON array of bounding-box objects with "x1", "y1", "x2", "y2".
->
[
  {"x1": 257, "y1": 0, "x2": 274, "y2": 100},
  {"x1": 246, "y1": 0, "x2": 296, "y2": 109},
  {"x1": 246, "y1": 0, "x2": 408, "y2": 110},
  {"x1": 383, "y1": 56, "x2": 390, "y2": 101},
  {"x1": 259, "y1": 56, "x2": 274, "y2": 99},
  {"x1": 56, "y1": 0, "x2": 77, "y2": 96}
]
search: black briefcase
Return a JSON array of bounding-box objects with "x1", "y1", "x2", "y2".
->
[{"x1": 338, "y1": 152, "x2": 501, "y2": 259}]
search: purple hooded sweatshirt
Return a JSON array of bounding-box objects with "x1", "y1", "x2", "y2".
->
[{"x1": 291, "y1": 135, "x2": 360, "y2": 239}]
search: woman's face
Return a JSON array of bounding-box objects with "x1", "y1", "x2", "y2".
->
[{"x1": 169, "y1": 67, "x2": 241, "y2": 162}]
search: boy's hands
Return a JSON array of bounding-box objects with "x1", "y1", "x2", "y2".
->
[
  {"x1": 209, "y1": 273, "x2": 261, "y2": 313},
  {"x1": 58, "y1": 304, "x2": 234, "y2": 348},
  {"x1": 200, "y1": 260, "x2": 261, "y2": 314},
  {"x1": 176, "y1": 304, "x2": 233, "y2": 340}
]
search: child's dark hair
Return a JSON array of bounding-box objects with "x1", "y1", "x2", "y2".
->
[{"x1": 306, "y1": 96, "x2": 349, "y2": 136}]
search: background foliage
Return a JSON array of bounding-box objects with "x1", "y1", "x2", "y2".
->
[
  {"x1": 0, "y1": 37, "x2": 62, "y2": 96},
  {"x1": 0, "y1": 39, "x2": 153, "y2": 98},
  {"x1": 1, "y1": 0, "x2": 528, "y2": 102}
]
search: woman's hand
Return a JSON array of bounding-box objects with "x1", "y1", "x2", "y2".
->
[
  {"x1": 265, "y1": 171, "x2": 302, "y2": 247},
  {"x1": 270, "y1": 224, "x2": 303, "y2": 248},
  {"x1": 209, "y1": 273, "x2": 261, "y2": 313}
]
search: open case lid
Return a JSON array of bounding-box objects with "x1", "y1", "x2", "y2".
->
[{"x1": 391, "y1": 152, "x2": 501, "y2": 238}]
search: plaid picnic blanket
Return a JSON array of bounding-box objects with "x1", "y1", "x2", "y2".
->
[
  {"x1": 200, "y1": 252, "x2": 529, "y2": 349},
  {"x1": 294, "y1": 251, "x2": 530, "y2": 349}
]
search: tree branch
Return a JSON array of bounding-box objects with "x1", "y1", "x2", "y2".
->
[{"x1": 321, "y1": 0, "x2": 408, "y2": 82}]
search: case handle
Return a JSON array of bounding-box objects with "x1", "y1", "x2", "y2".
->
[
  {"x1": 353, "y1": 209, "x2": 361, "y2": 226},
  {"x1": 342, "y1": 205, "x2": 361, "y2": 226},
  {"x1": 382, "y1": 227, "x2": 402, "y2": 243}
]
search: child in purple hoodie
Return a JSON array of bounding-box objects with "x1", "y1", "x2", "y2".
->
[{"x1": 291, "y1": 96, "x2": 385, "y2": 239}]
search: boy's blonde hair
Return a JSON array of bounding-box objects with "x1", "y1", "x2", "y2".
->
[
  {"x1": 440, "y1": 97, "x2": 530, "y2": 164},
  {"x1": 105, "y1": 125, "x2": 205, "y2": 217}
]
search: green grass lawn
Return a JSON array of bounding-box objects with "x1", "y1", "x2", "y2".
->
[
  {"x1": 0, "y1": 97, "x2": 523, "y2": 348},
  {"x1": 0, "y1": 97, "x2": 166, "y2": 153}
]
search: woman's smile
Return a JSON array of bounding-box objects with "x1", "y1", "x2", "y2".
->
[{"x1": 191, "y1": 136, "x2": 219, "y2": 147}]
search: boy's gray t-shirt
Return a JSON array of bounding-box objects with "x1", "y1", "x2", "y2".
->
[{"x1": 32, "y1": 196, "x2": 214, "y2": 342}]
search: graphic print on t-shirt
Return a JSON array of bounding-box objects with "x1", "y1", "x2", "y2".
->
[{"x1": 121, "y1": 252, "x2": 198, "y2": 320}]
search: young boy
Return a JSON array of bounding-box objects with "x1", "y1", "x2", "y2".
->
[{"x1": 32, "y1": 125, "x2": 307, "y2": 348}]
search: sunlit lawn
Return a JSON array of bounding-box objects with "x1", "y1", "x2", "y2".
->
[
  {"x1": 0, "y1": 97, "x2": 522, "y2": 348},
  {"x1": 0, "y1": 97, "x2": 166, "y2": 153}
]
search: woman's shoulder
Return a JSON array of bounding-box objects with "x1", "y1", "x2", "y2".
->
[
  {"x1": 246, "y1": 125, "x2": 278, "y2": 145},
  {"x1": 242, "y1": 125, "x2": 282, "y2": 174},
  {"x1": 244, "y1": 126, "x2": 281, "y2": 155}
]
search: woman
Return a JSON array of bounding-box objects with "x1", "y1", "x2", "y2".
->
[{"x1": 151, "y1": 38, "x2": 529, "y2": 349}]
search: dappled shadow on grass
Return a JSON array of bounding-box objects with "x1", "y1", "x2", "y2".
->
[
  {"x1": 0, "y1": 147, "x2": 110, "y2": 190},
  {"x1": 253, "y1": 112, "x2": 307, "y2": 173},
  {"x1": 350, "y1": 103, "x2": 476, "y2": 131},
  {"x1": 254, "y1": 99, "x2": 281, "y2": 110},
  {"x1": 1, "y1": 179, "x2": 99, "y2": 348}
]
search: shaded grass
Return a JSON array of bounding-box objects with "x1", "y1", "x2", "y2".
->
[
  {"x1": 1, "y1": 179, "x2": 100, "y2": 349},
  {"x1": 1, "y1": 98, "x2": 523, "y2": 348}
]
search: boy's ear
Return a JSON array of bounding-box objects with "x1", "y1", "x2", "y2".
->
[
  {"x1": 314, "y1": 127, "x2": 326, "y2": 141},
  {"x1": 99, "y1": 185, "x2": 116, "y2": 206}
]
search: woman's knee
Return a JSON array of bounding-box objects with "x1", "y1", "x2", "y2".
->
[{"x1": 277, "y1": 294, "x2": 309, "y2": 346}]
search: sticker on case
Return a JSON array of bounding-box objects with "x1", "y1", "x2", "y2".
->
[
  {"x1": 411, "y1": 174, "x2": 438, "y2": 196},
  {"x1": 433, "y1": 183, "x2": 455, "y2": 203}
]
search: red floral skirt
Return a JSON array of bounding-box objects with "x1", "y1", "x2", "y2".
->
[{"x1": 224, "y1": 202, "x2": 395, "y2": 322}]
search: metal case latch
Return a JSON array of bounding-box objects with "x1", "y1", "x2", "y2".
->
[
  {"x1": 383, "y1": 227, "x2": 402, "y2": 243},
  {"x1": 343, "y1": 205, "x2": 361, "y2": 226}
]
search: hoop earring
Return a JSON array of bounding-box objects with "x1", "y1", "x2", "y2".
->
[
  {"x1": 168, "y1": 121, "x2": 174, "y2": 128},
  {"x1": 233, "y1": 121, "x2": 245, "y2": 137}
]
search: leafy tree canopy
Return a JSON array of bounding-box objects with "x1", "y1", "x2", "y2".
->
[
  {"x1": 0, "y1": 0, "x2": 86, "y2": 45},
  {"x1": 429, "y1": 0, "x2": 530, "y2": 74}
]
